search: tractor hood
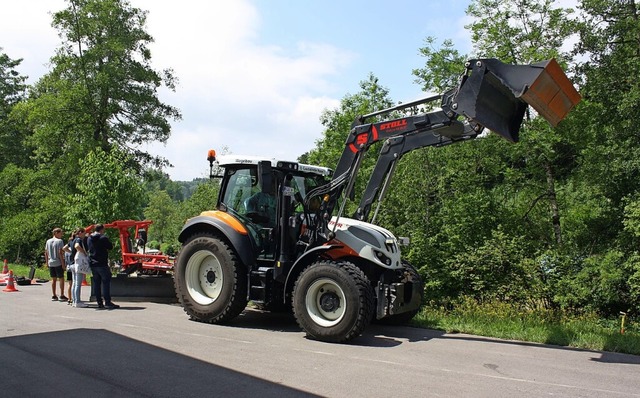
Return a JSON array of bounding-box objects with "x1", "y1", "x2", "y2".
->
[{"x1": 328, "y1": 216, "x2": 403, "y2": 270}]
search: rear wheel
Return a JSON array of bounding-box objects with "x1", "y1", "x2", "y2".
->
[
  {"x1": 292, "y1": 261, "x2": 374, "y2": 343},
  {"x1": 174, "y1": 233, "x2": 248, "y2": 323}
]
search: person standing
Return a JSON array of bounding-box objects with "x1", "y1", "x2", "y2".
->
[
  {"x1": 70, "y1": 228, "x2": 89, "y2": 308},
  {"x1": 63, "y1": 230, "x2": 76, "y2": 305},
  {"x1": 87, "y1": 224, "x2": 119, "y2": 309},
  {"x1": 44, "y1": 227, "x2": 68, "y2": 301}
]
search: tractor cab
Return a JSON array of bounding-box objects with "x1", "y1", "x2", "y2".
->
[{"x1": 214, "y1": 155, "x2": 332, "y2": 263}]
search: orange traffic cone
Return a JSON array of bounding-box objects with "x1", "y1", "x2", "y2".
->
[
  {"x1": 1, "y1": 259, "x2": 8, "y2": 275},
  {"x1": 2, "y1": 270, "x2": 19, "y2": 292}
]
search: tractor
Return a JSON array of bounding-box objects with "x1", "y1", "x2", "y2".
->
[{"x1": 173, "y1": 58, "x2": 580, "y2": 342}]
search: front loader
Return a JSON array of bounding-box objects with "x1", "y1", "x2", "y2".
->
[
  {"x1": 353, "y1": 119, "x2": 478, "y2": 224},
  {"x1": 173, "y1": 58, "x2": 580, "y2": 343}
]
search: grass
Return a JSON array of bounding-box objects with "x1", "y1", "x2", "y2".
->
[
  {"x1": 413, "y1": 301, "x2": 640, "y2": 356},
  {"x1": 5, "y1": 262, "x2": 51, "y2": 281},
  {"x1": 4, "y1": 261, "x2": 639, "y2": 355}
]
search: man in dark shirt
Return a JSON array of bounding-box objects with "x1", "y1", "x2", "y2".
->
[{"x1": 87, "y1": 224, "x2": 119, "y2": 309}]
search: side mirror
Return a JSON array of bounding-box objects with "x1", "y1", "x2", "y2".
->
[{"x1": 258, "y1": 161, "x2": 274, "y2": 194}]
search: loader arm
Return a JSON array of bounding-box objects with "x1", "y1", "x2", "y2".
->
[
  {"x1": 353, "y1": 120, "x2": 481, "y2": 223},
  {"x1": 303, "y1": 58, "x2": 580, "y2": 247}
]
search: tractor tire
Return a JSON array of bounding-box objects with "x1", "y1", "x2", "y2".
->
[
  {"x1": 174, "y1": 233, "x2": 248, "y2": 324},
  {"x1": 377, "y1": 260, "x2": 424, "y2": 325},
  {"x1": 292, "y1": 260, "x2": 374, "y2": 343}
]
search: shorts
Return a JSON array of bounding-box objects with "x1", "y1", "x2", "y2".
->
[{"x1": 49, "y1": 266, "x2": 64, "y2": 278}]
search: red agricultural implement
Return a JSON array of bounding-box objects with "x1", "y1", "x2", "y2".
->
[
  {"x1": 84, "y1": 220, "x2": 177, "y2": 302},
  {"x1": 85, "y1": 220, "x2": 173, "y2": 275}
]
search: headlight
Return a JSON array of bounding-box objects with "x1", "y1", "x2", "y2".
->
[{"x1": 373, "y1": 249, "x2": 392, "y2": 266}]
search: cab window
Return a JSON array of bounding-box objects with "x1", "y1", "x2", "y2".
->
[{"x1": 221, "y1": 167, "x2": 257, "y2": 214}]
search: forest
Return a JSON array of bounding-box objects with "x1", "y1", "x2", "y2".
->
[{"x1": 1, "y1": 0, "x2": 639, "y2": 320}]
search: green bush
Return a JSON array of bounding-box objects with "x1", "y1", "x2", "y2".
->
[
  {"x1": 158, "y1": 242, "x2": 180, "y2": 256},
  {"x1": 554, "y1": 250, "x2": 635, "y2": 316},
  {"x1": 440, "y1": 229, "x2": 542, "y2": 305}
]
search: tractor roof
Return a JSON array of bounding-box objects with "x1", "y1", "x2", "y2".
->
[{"x1": 217, "y1": 155, "x2": 333, "y2": 177}]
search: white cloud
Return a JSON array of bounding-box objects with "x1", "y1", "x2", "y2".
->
[
  {"x1": 135, "y1": 0, "x2": 354, "y2": 180},
  {"x1": 0, "y1": 0, "x2": 65, "y2": 80}
]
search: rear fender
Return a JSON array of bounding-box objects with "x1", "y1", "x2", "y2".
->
[{"x1": 178, "y1": 212, "x2": 257, "y2": 267}]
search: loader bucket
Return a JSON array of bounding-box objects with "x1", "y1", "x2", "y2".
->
[{"x1": 452, "y1": 58, "x2": 581, "y2": 142}]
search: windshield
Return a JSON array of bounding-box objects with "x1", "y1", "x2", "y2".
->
[{"x1": 291, "y1": 173, "x2": 326, "y2": 213}]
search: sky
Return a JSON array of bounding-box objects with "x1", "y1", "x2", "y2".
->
[{"x1": 1, "y1": 0, "x2": 475, "y2": 180}]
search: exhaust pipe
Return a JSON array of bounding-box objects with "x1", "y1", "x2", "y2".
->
[{"x1": 451, "y1": 58, "x2": 581, "y2": 142}]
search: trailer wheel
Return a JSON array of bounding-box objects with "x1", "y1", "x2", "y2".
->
[
  {"x1": 377, "y1": 261, "x2": 424, "y2": 325},
  {"x1": 292, "y1": 261, "x2": 374, "y2": 343},
  {"x1": 174, "y1": 233, "x2": 247, "y2": 324}
]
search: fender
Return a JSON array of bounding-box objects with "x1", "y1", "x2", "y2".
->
[
  {"x1": 178, "y1": 211, "x2": 257, "y2": 267},
  {"x1": 283, "y1": 245, "x2": 338, "y2": 297}
]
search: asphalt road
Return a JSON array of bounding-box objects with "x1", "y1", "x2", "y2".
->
[{"x1": 1, "y1": 280, "x2": 638, "y2": 398}]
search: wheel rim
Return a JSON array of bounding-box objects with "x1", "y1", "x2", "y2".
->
[
  {"x1": 185, "y1": 249, "x2": 224, "y2": 305},
  {"x1": 305, "y1": 278, "x2": 346, "y2": 327}
]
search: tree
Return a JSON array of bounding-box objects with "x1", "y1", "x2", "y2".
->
[
  {"x1": 28, "y1": 0, "x2": 181, "y2": 169},
  {"x1": 144, "y1": 189, "x2": 178, "y2": 243},
  {"x1": 180, "y1": 182, "x2": 220, "y2": 220},
  {"x1": 572, "y1": 0, "x2": 640, "y2": 212},
  {"x1": 67, "y1": 147, "x2": 146, "y2": 226},
  {"x1": 143, "y1": 168, "x2": 185, "y2": 201},
  {"x1": 466, "y1": 0, "x2": 575, "y2": 64},
  {"x1": 412, "y1": 37, "x2": 466, "y2": 94},
  {"x1": 0, "y1": 165, "x2": 67, "y2": 262},
  {"x1": 0, "y1": 49, "x2": 30, "y2": 169},
  {"x1": 0, "y1": 50, "x2": 26, "y2": 108}
]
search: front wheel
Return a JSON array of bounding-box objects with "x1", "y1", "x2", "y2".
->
[
  {"x1": 174, "y1": 233, "x2": 248, "y2": 323},
  {"x1": 292, "y1": 261, "x2": 374, "y2": 343}
]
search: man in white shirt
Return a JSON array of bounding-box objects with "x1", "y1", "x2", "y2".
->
[{"x1": 44, "y1": 227, "x2": 67, "y2": 301}]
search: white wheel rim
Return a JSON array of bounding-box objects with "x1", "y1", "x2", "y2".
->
[
  {"x1": 185, "y1": 249, "x2": 224, "y2": 305},
  {"x1": 305, "y1": 278, "x2": 346, "y2": 327}
]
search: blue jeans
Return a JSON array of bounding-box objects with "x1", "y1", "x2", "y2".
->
[
  {"x1": 91, "y1": 266, "x2": 112, "y2": 305},
  {"x1": 71, "y1": 271, "x2": 85, "y2": 303}
]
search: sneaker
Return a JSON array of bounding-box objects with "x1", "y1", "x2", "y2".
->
[
  {"x1": 104, "y1": 302, "x2": 120, "y2": 309},
  {"x1": 51, "y1": 295, "x2": 58, "y2": 301},
  {"x1": 97, "y1": 303, "x2": 105, "y2": 309},
  {"x1": 59, "y1": 295, "x2": 69, "y2": 302},
  {"x1": 73, "y1": 302, "x2": 87, "y2": 308},
  {"x1": 68, "y1": 300, "x2": 73, "y2": 306}
]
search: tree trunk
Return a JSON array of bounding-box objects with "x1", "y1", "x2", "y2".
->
[{"x1": 544, "y1": 162, "x2": 562, "y2": 245}]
